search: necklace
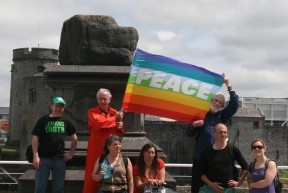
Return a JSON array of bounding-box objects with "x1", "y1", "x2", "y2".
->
[{"x1": 108, "y1": 154, "x2": 120, "y2": 167}]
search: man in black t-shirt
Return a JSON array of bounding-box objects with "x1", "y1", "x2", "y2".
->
[
  {"x1": 199, "y1": 123, "x2": 247, "y2": 193},
  {"x1": 186, "y1": 75, "x2": 239, "y2": 193},
  {"x1": 31, "y1": 97, "x2": 78, "y2": 193}
]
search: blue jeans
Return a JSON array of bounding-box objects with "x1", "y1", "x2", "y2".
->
[{"x1": 34, "y1": 157, "x2": 66, "y2": 193}]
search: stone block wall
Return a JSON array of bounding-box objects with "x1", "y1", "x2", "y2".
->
[
  {"x1": 145, "y1": 119, "x2": 288, "y2": 165},
  {"x1": 144, "y1": 119, "x2": 288, "y2": 185},
  {"x1": 144, "y1": 121, "x2": 193, "y2": 163}
]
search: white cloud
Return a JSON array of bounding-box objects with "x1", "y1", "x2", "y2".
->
[
  {"x1": 1, "y1": 0, "x2": 288, "y2": 106},
  {"x1": 153, "y1": 31, "x2": 179, "y2": 42}
]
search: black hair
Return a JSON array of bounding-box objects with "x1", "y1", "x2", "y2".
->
[
  {"x1": 103, "y1": 135, "x2": 121, "y2": 155},
  {"x1": 136, "y1": 143, "x2": 159, "y2": 179}
]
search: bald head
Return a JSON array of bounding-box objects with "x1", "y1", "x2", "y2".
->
[
  {"x1": 214, "y1": 123, "x2": 227, "y2": 132},
  {"x1": 214, "y1": 123, "x2": 228, "y2": 143}
]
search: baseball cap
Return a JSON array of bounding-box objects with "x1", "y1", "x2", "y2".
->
[{"x1": 52, "y1": 97, "x2": 66, "y2": 105}]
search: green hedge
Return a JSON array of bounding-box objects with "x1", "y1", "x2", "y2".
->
[{"x1": 280, "y1": 169, "x2": 288, "y2": 179}]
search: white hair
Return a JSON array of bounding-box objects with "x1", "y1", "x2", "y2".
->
[
  {"x1": 215, "y1": 92, "x2": 225, "y2": 104},
  {"x1": 96, "y1": 88, "x2": 112, "y2": 99}
]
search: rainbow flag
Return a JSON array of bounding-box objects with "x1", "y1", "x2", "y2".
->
[{"x1": 122, "y1": 49, "x2": 224, "y2": 123}]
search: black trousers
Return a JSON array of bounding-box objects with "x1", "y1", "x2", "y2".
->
[{"x1": 191, "y1": 160, "x2": 203, "y2": 193}]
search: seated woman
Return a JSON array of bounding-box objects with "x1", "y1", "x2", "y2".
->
[
  {"x1": 133, "y1": 143, "x2": 166, "y2": 193},
  {"x1": 92, "y1": 135, "x2": 133, "y2": 193}
]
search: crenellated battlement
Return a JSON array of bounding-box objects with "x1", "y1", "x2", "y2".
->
[{"x1": 13, "y1": 47, "x2": 59, "y2": 61}]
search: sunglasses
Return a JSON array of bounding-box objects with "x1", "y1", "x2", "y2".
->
[{"x1": 251, "y1": 145, "x2": 264, "y2": 150}]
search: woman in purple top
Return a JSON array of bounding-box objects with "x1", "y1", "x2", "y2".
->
[{"x1": 248, "y1": 139, "x2": 277, "y2": 193}]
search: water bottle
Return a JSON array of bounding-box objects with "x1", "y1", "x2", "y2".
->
[{"x1": 100, "y1": 159, "x2": 112, "y2": 179}]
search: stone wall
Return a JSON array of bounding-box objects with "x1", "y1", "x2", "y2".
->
[
  {"x1": 144, "y1": 119, "x2": 288, "y2": 185},
  {"x1": 145, "y1": 119, "x2": 288, "y2": 165},
  {"x1": 13, "y1": 48, "x2": 58, "y2": 61},
  {"x1": 144, "y1": 121, "x2": 193, "y2": 163}
]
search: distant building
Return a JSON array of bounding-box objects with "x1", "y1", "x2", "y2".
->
[
  {"x1": 239, "y1": 97, "x2": 288, "y2": 126},
  {"x1": 0, "y1": 107, "x2": 9, "y2": 120},
  {"x1": 0, "y1": 107, "x2": 9, "y2": 146}
]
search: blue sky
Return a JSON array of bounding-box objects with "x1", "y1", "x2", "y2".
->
[{"x1": 1, "y1": 0, "x2": 288, "y2": 107}]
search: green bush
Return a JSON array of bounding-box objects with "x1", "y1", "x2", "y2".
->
[{"x1": 279, "y1": 169, "x2": 288, "y2": 179}]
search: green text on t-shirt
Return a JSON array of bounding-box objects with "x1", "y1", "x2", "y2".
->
[{"x1": 45, "y1": 121, "x2": 65, "y2": 133}]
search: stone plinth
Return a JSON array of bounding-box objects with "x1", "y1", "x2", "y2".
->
[
  {"x1": 18, "y1": 170, "x2": 84, "y2": 193},
  {"x1": 18, "y1": 169, "x2": 176, "y2": 193},
  {"x1": 66, "y1": 132, "x2": 167, "y2": 167}
]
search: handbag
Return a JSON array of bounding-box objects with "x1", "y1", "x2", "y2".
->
[
  {"x1": 144, "y1": 185, "x2": 178, "y2": 193},
  {"x1": 25, "y1": 145, "x2": 33, "y2": 163}
]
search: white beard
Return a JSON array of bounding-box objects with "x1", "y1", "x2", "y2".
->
[{"x1": 210, "y1": 106, "x2": 220, "y2": 114}]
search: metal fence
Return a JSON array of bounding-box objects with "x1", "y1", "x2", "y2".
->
[{"x1": 1, "y1": 161, "x2": 288, "y2": 187}]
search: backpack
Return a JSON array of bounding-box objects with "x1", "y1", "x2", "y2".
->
[
  {"x1": 249, "y1": 159, "x2": 282, "y2": 193},
  {"x1": 26, "y1": 115, "x2": 49, "y2": 163},
  {"x1": 25, "y1": 145, "x2": 33, "y2": 163}
]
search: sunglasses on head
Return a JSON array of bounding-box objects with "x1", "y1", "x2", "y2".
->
[{"x1": 251, "y1": 145, "x2": 264, "y2": 150}]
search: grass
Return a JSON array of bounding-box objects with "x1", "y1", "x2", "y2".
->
[{"x1": 0, "y1": 148, "x2": 17, "y2": 153}]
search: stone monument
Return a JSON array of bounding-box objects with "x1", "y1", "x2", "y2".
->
[
  {"x1": 16, "y1": 15, "x2": 175, "y2": 193},
  {"x1": 59, "y1": 15, "x2": 138, "y2": 66}
]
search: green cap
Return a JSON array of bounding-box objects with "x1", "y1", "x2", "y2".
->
[{"x1": 52, "y1": 97, "x2": 66, "y2": 105}]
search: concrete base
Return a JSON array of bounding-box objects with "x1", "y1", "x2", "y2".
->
[
  {"x1": 18, "y1": 169, "x2": 176, "y2": 193},
  {"x1": 18, "y1": 169, "x2": 84, "y2": 193}
]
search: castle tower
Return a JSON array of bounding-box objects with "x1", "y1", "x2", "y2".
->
[{"x1": 9, "y1": 48, "x2": 58, "y2": 150}]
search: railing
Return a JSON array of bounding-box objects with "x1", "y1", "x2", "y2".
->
[
  {"x1": 0, "y1": 161, "x2": 32, "y2": 186},
  {"x1": 1, "y1": 161, "x2": 288, "y2": 186},
  {"x1": 0, "y1": 161, "x2": 31, "y2": 165}
]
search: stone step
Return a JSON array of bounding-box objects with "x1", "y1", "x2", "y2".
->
[
  {"x1": 18, "y1": 169, "x2": 176, "y2": 193},
  {"x1": 18, "y1": 169, "x2": 84, "y2": 193}
]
